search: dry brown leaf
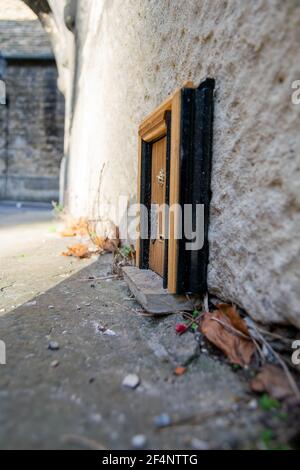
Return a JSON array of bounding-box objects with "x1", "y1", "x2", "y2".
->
[
  {"x1": 60, "y1": 229, "x2": 77, "y2": 238},
  {"x1": 62, "y1": 243, "x2": 91, "y2": 259},
  {"x1": 93, "y1": 236, "x2": 119, "y2": 253},
  {"x1": 251, "y1": 364, "x2": 295, "y2": 401},
  {"x1": 60, "y1": 217, "x2": 89, "y2": 238},
  {"x1": 201, "y1": 307, "x2": 255, "y2": 367},
  {"x1": 217, "y1": 304, "x2": 249, "y2": 336},
  {"x1": 174, "y1": 366, "x2": 187, "y2": 376},
  {"x1": 70, "y1": 217, "x2": 89, "y2": 236}
]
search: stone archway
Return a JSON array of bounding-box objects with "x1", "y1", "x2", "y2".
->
[
  {"x1": 22, "y1": 1, "x2": 69, "y2": 96},
  {"x1": 23, "y1": 0, "x2": 50, "y2": 15}
]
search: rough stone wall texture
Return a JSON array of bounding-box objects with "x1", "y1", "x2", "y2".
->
[
  {"x1": 0, "y1": 0, "x2": 65, "y2": 201},
  {"x1": 63, "y1": 0, "x2": 300, "y2": 329}
]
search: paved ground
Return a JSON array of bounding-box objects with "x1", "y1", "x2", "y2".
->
[
  {"x1": 0, "y1": 202, "x2": 94, "y2": 315},
  {"x1": 0, "y1": 204, "x2": 299, "y2": 449}
]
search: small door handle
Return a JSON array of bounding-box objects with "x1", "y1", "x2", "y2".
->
[{"x1": 156, "y1": 168, "x2": 165, "y2": 187}]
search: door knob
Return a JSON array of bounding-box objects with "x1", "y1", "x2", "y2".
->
[{"x1": 156, "y1": 168, "x2": 165, "y2": 187}]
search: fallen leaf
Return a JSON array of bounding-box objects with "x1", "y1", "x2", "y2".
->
[
  {"x1": 251, "y1": 364, "x2": 295, "y2": 401},
  {"x1": 59, "y1": 217, "x2": 89, "y2": 237},
  {"x1": 93, "y1": 236, "x2": 119, "y2": 253},
  {"x1": 201, "y1": 306, "x2": 255, "y2": 366},
  {"x1": 174, "y1": 366, "x2": 187, "y2": 376},
  {"x1": 62, "y1": 243, "x2": 92, "y2": 259},
  {"x1": 70, "y1": 217, "x2": 89, "y2": 236},
  {"x1": 176, "y1": 323, "x2": 188, "y2": 335},
  {"x1": 60, "y1": 229, "x2": 77, "y2": 237},
  {"x1": 217, "y1": 304, "x2": 249, "y2": 336}
]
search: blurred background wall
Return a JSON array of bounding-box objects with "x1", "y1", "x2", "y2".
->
[{"x1": 0, "y1": 0, "x2": 64, "y2": 202}]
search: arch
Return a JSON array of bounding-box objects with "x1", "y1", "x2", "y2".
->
[
  {"x1": 20, "y1": 0, "x2": 77, "y2": 204},
  {"x1": 20, "y1": 0, "x2": 74, "y2": 97},
  {"x1": 22, "y1": 0, "x2": 51, "y2": 16}
]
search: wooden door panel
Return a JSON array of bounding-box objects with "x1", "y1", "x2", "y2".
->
[{"x1": 149, "y1": 137, "x2": 166, "y2": 277}]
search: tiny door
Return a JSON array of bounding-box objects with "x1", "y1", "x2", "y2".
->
[
  {"x1": 149, "y1": 137, "x2": 167, "y2": 277},
  {"x1": 137, "y1": 78, "x2": 215, "y2": 294}
]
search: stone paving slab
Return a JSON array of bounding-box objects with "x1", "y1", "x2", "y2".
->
[{"x1": 123, "y1": 266, "x2": 194, "y2": 314}]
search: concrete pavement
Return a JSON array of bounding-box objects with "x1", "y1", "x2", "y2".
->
[{"x1": 0, "y1": 203, "x2": 298, "y2": 449}]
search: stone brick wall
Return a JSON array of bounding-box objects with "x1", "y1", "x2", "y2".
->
[
  {"x1": 0, "y1": 62, "x2": 64, "y2": 201},
  {"x1": 0, "y1": 0, "x2": 64, "y2": 202},
  {"x1": 0, "y1": 0, "x2": 51, "y2": 55},
  {"x1": 0, "y1": 19, "x2": 52, "y2": 56}
]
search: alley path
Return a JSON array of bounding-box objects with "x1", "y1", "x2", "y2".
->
[
  {"x1": 0, "y1": 202, "x2": 94, "y2": 316},
  {"x1": 0, "y1": 204, "x2": 297, "y2": 449}
]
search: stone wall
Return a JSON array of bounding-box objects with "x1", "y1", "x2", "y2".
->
[
  {"x1": 0, "y1": 62, "x2": 64, "y2": 201},
  {"x1": 0, "y1": 0, "x2": 51, "y2": 55},
  {"x1": 15, "y1": 1, "x2": 300, "y2": 329},
  {"x1": 0, "y1": 0, "x2": 64, "y2": 202}
]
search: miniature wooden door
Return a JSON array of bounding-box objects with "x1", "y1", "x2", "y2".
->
[{"x1": 137, "y1": 79, "x2": 215, "y2": 295}]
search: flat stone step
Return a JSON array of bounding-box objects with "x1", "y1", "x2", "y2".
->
[{"x1": 122, "y1": 266, "x2": 195, "y2": 314}]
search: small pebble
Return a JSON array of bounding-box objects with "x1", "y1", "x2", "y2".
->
[
  {"x1": 48, "y1": 305, "x2": 54, "y2": 310},
  {"x1": 48, "y1": 341, "x2": 60, "y2": 351},
  {"x1": 103, "y1": 329, "x2": 117, "y2": 337},
  {"x1": 89, "y1": 413, "x2": 102, "y2": 423},
  {"x1": 190, "y1": 438, "x2": 209, "y2": 450},
  {"x1": 248, "y1": 399, "x2": 258, "y2": 410},
  {"x1": 24, "y1": 300, "x2": 37, "y2": 307},
  {"x1": 122, "y1": 374, "x2": 140, "y2": 389},
  {"x1": 51, "y1": 360, "x2": 59, "y2": 368},
  {"x1": 131, "y1": 434, "x2": 147, "y2": 449},
  {"x1": 154, "y1": 413, "x2": 171, "y2": 428},
  {"x1": 25, "y1": 353, "x2": 35, "y2": 359}
]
